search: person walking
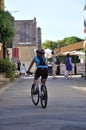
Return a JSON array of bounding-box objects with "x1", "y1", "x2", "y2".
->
[
  {"x1": 65, "y1": 53, "x2": 72, "y2": 78},
  {"x1": 51, "y1": 50, "x2": 57, "y2": 79},
  {"x1": 17, "y1": 59, "x2": 21, "y2": 75},
  {"x1": 20, "y1": 63, "x2": 27, "y2": 76}
]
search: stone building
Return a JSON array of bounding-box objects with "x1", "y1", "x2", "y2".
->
[
  {"x1": 12, "y1": 18, "x2": 41, "y2": 48},
  {"x1": 11, "y1": 17, "x2": 42, "y2": 70}
]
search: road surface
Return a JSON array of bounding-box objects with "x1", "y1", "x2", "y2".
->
[{"x1": 0, "y1": 76, "x2": 86, "y2": 130}]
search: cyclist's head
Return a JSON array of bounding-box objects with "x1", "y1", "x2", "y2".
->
[
  {"x1": 36, "y1": 49, "x2": 45, "y2": 55},
  {"x1": 40, "y1": 49, "x2": 45, "y2": 55},
  {"x1": 36, "y1": 49, "x2": 41, "y2": 54}
]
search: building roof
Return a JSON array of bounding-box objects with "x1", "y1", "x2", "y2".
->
[{"x1": 56, "y1": 41, "x2": 85, "y2": 55}]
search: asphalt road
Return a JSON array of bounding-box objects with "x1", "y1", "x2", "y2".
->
[{"x1": 0, "y1": 76, "x2": 86, "y2": 130}]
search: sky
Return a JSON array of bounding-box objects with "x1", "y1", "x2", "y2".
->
[{"x1": 5, "y1": 0, "x2": 86, "y2": 42}]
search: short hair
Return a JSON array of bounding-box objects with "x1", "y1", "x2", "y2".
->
[
  {"x1": 51, "y1": 51, "x2": 54, "y2": 55},
  {"x1": 67, "y1": 53, "x2": 70, "y2": 57},
  {"x1": 36, "y1": 49, "x2": 45, "y2": 54}
]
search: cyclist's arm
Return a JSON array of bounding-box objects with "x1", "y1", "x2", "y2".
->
[
  {"x1": 27, "y1": 59, "x2": 34, "y2": 72},
  {"x1": 45, "y1": 58, "x2": 48, "y2": 66},
  {"x1": 46, "y1": 62, "x2": 48, "y2": 66}
]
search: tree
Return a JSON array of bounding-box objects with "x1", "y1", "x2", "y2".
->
[
  {"x1": 63, "y1": 36, "x2": 83, "y2": 46},
  {"x1": 42, "y1": 40, "x2": 58, "y2": 50},
  {"x1": 0, "y1": 10, "x2": 15, "y2": 58},
  {"x1": 42, "y1": 36, "x2": 83, "y2": 51}
]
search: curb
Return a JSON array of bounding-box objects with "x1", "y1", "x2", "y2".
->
[{"x1": 0, "y1": 78, "x2": 17, "y2": 88}]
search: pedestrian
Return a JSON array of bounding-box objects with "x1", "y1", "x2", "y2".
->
[
  {"x1": 17, "y1": 59, "x2": 21, "y2": 75},
  {"x1": 20, "y1": 63, "x2": 27, "y2": 76},
  {"x1": 65, "y1": 53, "x2": 72, "y2": 78},
  {"x1": 55, "y1": 48, "x2": 61, "y2": 75},
  {"x1": 51, "y1": 50, "x2": 57, "y2": 79},
  {"x1": 56, "y1": 56, "x2": 60, "y2": 75}
]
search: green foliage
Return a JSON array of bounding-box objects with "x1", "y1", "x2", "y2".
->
[
  {"x1": 58, "y1": 55, "x2": 80, "y2": 64},
  {"x1": 0, "y1": 10, "x2": 15, "y2": 58},
  {"x1": 6, "y1": 41, "x2": 12, "y2": 48},
  {"x1": 48, "y1": 55, "x2": 80, "y2": 64},
  {"x1": 71, "y1": 55, "x2": 80, "y2": 63},
  {"x1": 0, "y1": 10, "x2": 15, "y2": 43},
  {"x1": 42, "y1": 36, "x2": 83, "y2": 50},
  {"x1": 63, "y1": 36, "x2": 83, "y2": 46},
  {"x1": 42, "y1": 40, "x2": 58, "y2": 50},
  {"x1": 0, "y1": 59, "x2": 16, "y2": 79}
]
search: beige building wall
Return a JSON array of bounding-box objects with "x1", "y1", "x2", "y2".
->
[
  {"x1": 0, "y1": 0, "x2": 4, "y2": 10},
  {"x1": 8, "y1": 45, "x2": 38, "y2": 71},
  {"x1": 0, "y1": 43, "x2": 3, "y2": 58},
  {"x1": 17, "y1": 45, "x2": 38, "y2": 71},
  {"x1": 12, "y1": 18, "x2": 41, "y2": 72}
]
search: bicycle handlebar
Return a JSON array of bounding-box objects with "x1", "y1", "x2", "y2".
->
[{"x1": 27, "y1": 71, "x2": 34, "y2": 75}]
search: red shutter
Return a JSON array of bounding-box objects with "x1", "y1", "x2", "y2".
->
[
  {"x1": 16, "y1": 48, "x2": 19, "y2": 59},
  {"x1": 12, "y1": 48, "x2": 19, "y2": 59}
]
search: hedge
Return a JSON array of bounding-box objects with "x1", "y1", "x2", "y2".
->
[{"x1": 0, "y1": 59, "x2": 16, "y2": 78}]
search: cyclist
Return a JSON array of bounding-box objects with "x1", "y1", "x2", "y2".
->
[{"x1": 27, "y1": 49, "x2": 48, "y2": 93}]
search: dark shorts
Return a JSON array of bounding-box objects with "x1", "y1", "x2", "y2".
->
[{"x1": 35, "y1": 68, "x2": 48, "y2": 79}]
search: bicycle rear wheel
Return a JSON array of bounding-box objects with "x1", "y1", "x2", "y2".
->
[
  {"x1": 31, "y1": 83, "x2": 39, "y2": 105},
  {"x1": 40, "y1": 85, "x2": 48, "y2": 108}
]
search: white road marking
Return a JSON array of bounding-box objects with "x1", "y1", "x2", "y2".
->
[{"x1": 72, "y1": 86, "x2": 86, "y2": 92}]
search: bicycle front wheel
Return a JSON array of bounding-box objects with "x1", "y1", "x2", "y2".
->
[
  {"x1": 31, "y1": 83, "x2": 39, "y2": 105},
  {"x1": 40, "y1": 85, "x2": 48, "y2": 108}
]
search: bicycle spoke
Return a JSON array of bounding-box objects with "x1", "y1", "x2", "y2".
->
[
  {"x1": 40, "y1": 85, "x2": 48, "y2": 108},
  {"x1": 31, "y1": 84, "x2": 39, "y2": 105}
]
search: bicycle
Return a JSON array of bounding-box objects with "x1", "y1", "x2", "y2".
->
[{"x1": 31, "y1": 76, "x2": 48, "y2": 109}]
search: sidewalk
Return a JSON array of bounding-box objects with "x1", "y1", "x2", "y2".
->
[
  {"x1": 0, "y1": 78, "x2": 16, "y2": 88},
  {"x1": 0, "y1": 79, "x2": 11, "y2": 88},
  {"x1": 0, "y1": 81, "x2": 7, "y2": 87}
]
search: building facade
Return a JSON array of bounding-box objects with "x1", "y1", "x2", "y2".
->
[
  {"x1": 0, "y1": 0, "x2": 4, "y2": 10},
  {"x1": 11, "y1": 17, "x2": 42, "y2": 69},
  {"x1": 12, "y1": 17, "x2": 41, "y2": 48}
]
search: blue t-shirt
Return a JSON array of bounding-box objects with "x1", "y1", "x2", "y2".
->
[{"x1": 34, "y1": 56, "x2": 48, "y2": 68}]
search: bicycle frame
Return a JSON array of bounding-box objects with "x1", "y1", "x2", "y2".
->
[
  {"x1": 37, "y1": 77, "x2": 42, "y2": 92},
  {"x1": 31, "y1": 77, "x2": 48, "y2": 108}
]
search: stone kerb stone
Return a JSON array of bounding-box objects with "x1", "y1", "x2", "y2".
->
[{"x1": 0, "y1": 73, "x2": 10, "y2": 82}]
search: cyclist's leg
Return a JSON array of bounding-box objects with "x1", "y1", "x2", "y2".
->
[
  {"x1": 34, "y1": 68, "x2": 41, "y2": 90},
  {"x1": 41, "y1": 78, "x2": 47, "y2": 86},
  {"x1": 40, "y1": 68, "x2": 48, "y2": 108},
  {"x1": 41, "y1": 68, "x2": 48, "y2": 85}
]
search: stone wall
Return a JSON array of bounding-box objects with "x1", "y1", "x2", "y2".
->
[{"x1": 12, "y1": 18, "x2": 41, "y2": 48}]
